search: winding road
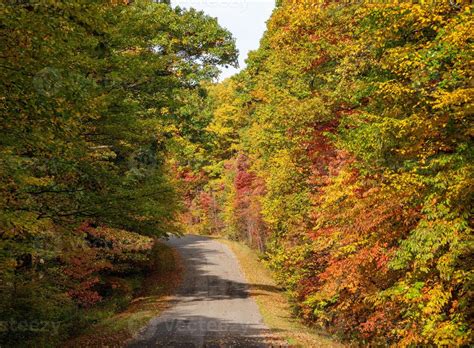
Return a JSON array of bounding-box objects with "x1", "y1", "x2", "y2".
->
[{"x1": 128, "y1": 235, "x2": 282, "y2": 348}]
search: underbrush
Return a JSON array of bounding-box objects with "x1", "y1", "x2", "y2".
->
[
  {"x1": 0, "y1": 223, "x2": 180, "y2": 347},
  {"x1": 62, "y1": 240, "x2": 182, "y2": 348}
]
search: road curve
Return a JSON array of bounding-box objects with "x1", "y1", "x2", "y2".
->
[{"x1": 128, "y1": 235, "x2": 281, "y2": 348}]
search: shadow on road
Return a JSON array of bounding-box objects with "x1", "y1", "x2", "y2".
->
[
  {"x1": 172, "y1": 235, "x2": 281, "y2": 302},
  {"x1": 127, "y1": 235, "x2": 286, "y2": 348}
]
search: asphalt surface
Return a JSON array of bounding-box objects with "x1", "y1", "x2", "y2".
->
[{"x1": 128, "y1": 235, "x2": 281, "y2": 348}]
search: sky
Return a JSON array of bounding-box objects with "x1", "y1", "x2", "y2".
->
[{"x1": 172, "y1": 0, "x2": 275, "y2": 80}]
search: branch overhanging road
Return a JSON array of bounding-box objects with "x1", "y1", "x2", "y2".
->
[{"x1": 128, "y1": 235, "x2": 284, "y2": 348}]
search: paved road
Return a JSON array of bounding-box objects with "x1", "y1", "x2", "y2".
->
[{"x1": 128, "y1": 235, "x2": 280, "y2": 348}]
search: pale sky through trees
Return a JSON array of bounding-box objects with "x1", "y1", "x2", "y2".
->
[{"x1": 172, "y1": 0, "x2": 275, "y2": 80}]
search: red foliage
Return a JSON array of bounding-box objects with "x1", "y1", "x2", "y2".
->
[
  {"x1": 199, "y1": 191, "x2": 213, "y2": 210},
  {"x1": 62, "y1": 222, "x2": 152, "y2": 307},
  {"x1": 62, "y1": 248, "x2": 111, "y2": 307},
  {"x1": 233, "y1": 154, "x2": 267, "y2": 250}
]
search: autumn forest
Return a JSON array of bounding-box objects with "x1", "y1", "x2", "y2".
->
[{"x1": 1, "y1": 0, "x2": 472, "y2": 347}]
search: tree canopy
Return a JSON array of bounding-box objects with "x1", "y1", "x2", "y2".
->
[
  {"x1": 181, "y1": 1, "x2": 473, "y2": 345},
  {"x1": 0, "y1": 0, "x2": 236, "y2": 344}
]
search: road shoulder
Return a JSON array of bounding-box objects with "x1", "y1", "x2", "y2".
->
[{"x1": 218, "y1": 238, "x2": 344, "y2": 348}]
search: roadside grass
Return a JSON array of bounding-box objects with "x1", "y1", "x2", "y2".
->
[
  {"x1": 218, "y1": 238, "x2": 344, "y2": 348},
  {"x1": 63, "y1": 240, "x2": 182, "y2": 348}
]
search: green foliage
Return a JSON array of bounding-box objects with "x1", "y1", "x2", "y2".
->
[{"x1": 0, "y1": 0, "x2": 236, "y2": 345}]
